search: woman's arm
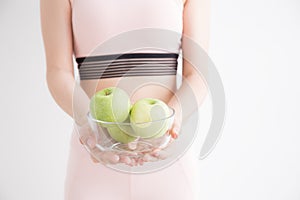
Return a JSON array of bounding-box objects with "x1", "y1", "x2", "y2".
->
[
  {"x1": 40, "y1": 0, "x2": 138, "y2": 165},
  {"x1": 40, "y1": 0, "x2": 89, "y2": 125},
  {"x1": 167, "y1": 0, "x2": 211, "y2": 137}
]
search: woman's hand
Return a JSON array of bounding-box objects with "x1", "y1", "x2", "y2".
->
[
  {"x1": 136, "y1": 119, "x2": 181, "y2": 164},
  {"x1": 168, "y1": 118, "x2": 180, "y2": 140},
  {"x1": 167, "y1": 94, "x2": 182, "y2": 139},
  {"x1": 75, "y1": 102, "x2": 182, "y2": 167},
  {"x1": 136, "y1": 99, "x2": 182, "y2": 164},
  {"x1": 135, "y1": 94, "x2": 183, "y2": 164},
  {"x1": 76, "y1": 123, "x2": 139, "y2": 166}
]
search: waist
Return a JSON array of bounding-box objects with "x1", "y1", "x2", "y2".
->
[{"x1": 76, "y1": 53, "x2": 179, "y2": 80}]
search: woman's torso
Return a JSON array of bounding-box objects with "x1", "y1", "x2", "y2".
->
[{"x1": 70, "y1": 0, "x2": 185, "y2": 102}]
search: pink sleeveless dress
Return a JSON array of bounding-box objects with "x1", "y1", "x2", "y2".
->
[{"x1": 64, "y1": 0, "x2": 201, "y2": 199}]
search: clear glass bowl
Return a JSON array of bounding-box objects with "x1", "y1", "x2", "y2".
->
[{"x1": 86, "y1": 107, "x2": 175, "y2": 158}]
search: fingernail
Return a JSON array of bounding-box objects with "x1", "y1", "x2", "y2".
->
[
  {"x1": 126, "y1": 158, "x2": 131, "y2": 165},
  {"x1": 173, "y1": 133, "x2": 178, "y2": 139},
  {"x1": 79, "y1": 139, "x2": 83, "y2": 145},
  {"x1": 152, "y1": 148, "x2": 160, "y2": 153},
  {"x1": 153, "y1": 152, "x2": 159, "y2": 157},
  {"x1": 91, "y1": 157, "x2": 98, "y2": 163}
]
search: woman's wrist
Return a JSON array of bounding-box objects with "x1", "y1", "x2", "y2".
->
[
  {"x1": 167, "y1": 96, "x2": 182, "y2": 139},
  {"x1": 74, "y1": 113, "x2": 89, "y2": 126},
  {"x1": 74, "y1": 115, "x2": 90, "y2": 138}
]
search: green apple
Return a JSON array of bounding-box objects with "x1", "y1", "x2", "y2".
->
[
  {"x1": 130, "y1": 98, "x2": 170, "y2": 138},
  {"x1": 89, "y1": 87, "x2": 131, "y2": 125},
  {"x1": 150, "y1": 120, "x2": 171, "y2": 138},
  {"x1": 107, "y1": 126, "x2": 137, "y2": 144}
]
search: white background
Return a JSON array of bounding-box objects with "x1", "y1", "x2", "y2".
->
[{"x1": 0, "y1": 0, "x2": 300, "y2": 199}]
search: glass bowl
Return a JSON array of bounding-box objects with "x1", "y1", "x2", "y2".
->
[{"x1": 86, "y1": 107, "x2": 175, "y2": 158}]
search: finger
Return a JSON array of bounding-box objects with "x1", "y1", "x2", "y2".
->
[
  {"x1": 142, "y1": 153, "x2": 150, "y2": 162},
  {"x1": 118, "y1": 151, "x2": 139, "y2": 166},
  {"x1": 89, "y1": 148, "x2": 103, "y2": 164},
  {"x1": 150, "y1": 148, "x2": 161, "y2": 157},
  {"x1": 119, "y1": 151, "x2": 139, "y2": 158},
  {"x1": 151, "y1": 148, "x2": 169, "y2": 160},
  {"x1": 169, "y1": 126, "x2": 179, "y2": 139},
  {"x1": 172, "y1": 132, "x2": 178, "y2": 139},
  {"x1": 88, "y1": 147, "x2": 102, "y2": 164},
  {"x1": 83, "y1": 129, "x2": 94, "y2": 141},
  {"x1": 78, "y1": 130, "x2": 89, "y2": 139},
  {"x1": 119, "y1": 155, "x2": 132, "y2": 165},
  {"x1": 79, "y1": 138, "x2": 84, "y2": 145},
  {"x1": 137, "y1": 158, "x2": 144, "y2": 166},
  {"x1": 90, "y1": 147, "x2": 120, "y2": 165},
  {"x1": 142, "y1": 153, "x2": 158, "y2": 162},
  {"x1": 90, "y1": 155, "x2": 100, "y2": 163},
  {"x1": 130, "y1": 158, "x2": 138, "y2": 166},
  {"x1": 77, "y1": 124, "x2": 92, "y2": 138},
  {"x1": 134, "y1": 161, "x2": 138, "y2": 166},
  {"x1": 79, "y1": 131, "x2": 96, "y2": 148},
  {"x1": 134, "y1": 157, "x2": 142, "y2": 166},
  {"x1": 101, "y1": 151, "x2": 120, "y2": 164},
  {"x1": 156, "y1": 150, "x2": 169, "y2": 160},
  {"x1": 86, "y1": 136, "x2": 97, "y2": 149}
]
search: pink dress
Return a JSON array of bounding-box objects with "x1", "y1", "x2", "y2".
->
[{"x1": 64, "y1": 0, "x2": 201, "y2": 199}]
